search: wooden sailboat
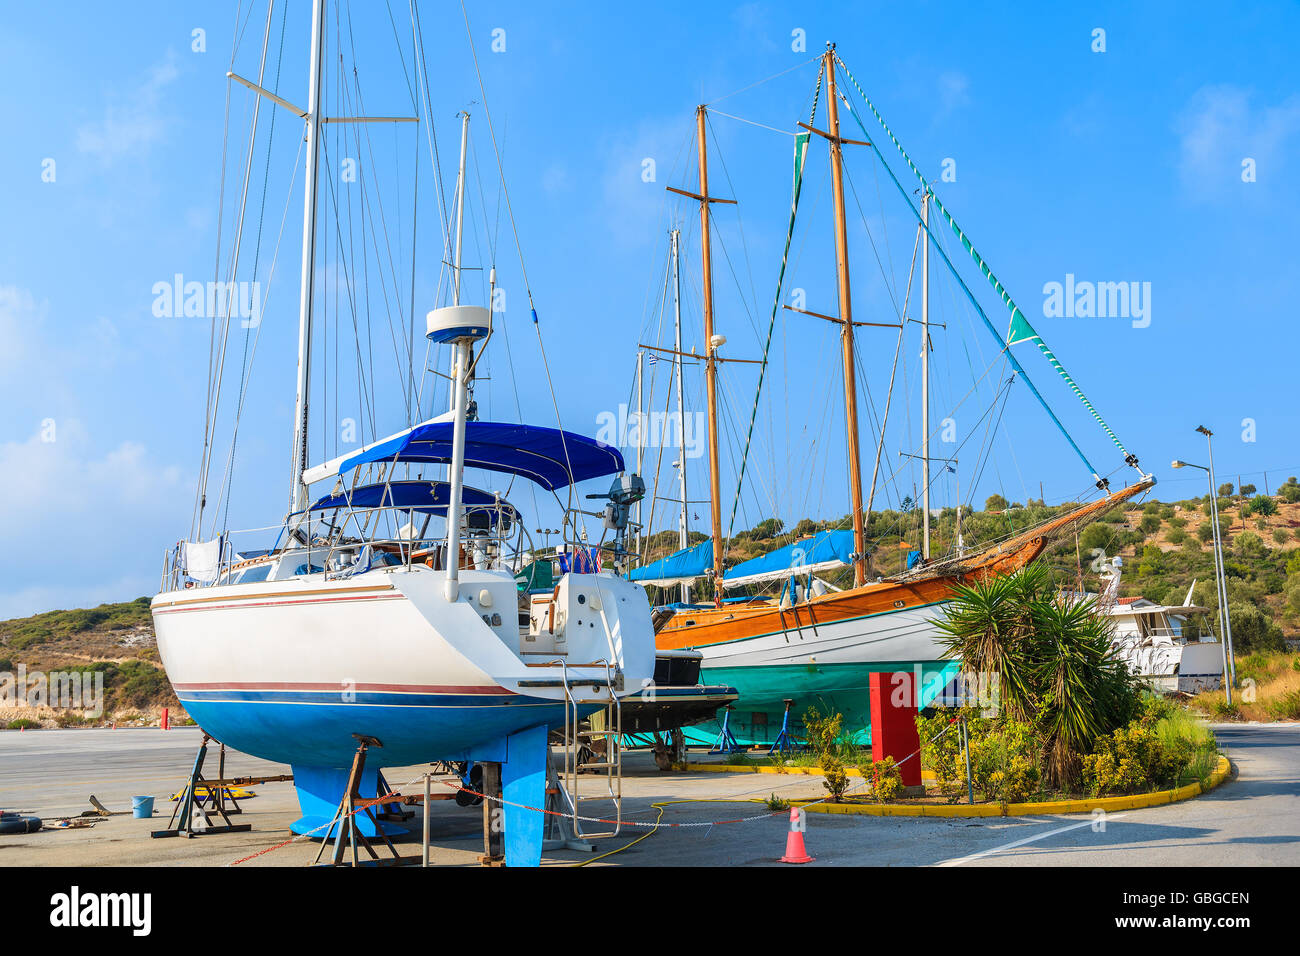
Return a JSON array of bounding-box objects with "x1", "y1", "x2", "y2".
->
[{"x1": 635, "y1": 47, "x2": 1154, "y2": 745}]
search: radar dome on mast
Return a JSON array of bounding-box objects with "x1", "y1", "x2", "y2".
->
[{"x1": 426, "y1": 304, "x2": 491, "y2": 344}]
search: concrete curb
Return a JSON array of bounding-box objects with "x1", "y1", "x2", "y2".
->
[
  {"x1": 685, "y1": 754, "x2": 1232, "y2": 818},
  {"x1": 684, "y1": 762, "x2": 938, "y2": 783}
]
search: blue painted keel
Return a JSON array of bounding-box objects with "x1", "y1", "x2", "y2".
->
[
  {"x1": 181, "y1": 694, "x2": 581, "y2": 864},
  {"x1": 289, "y1": 765, "x2": 407, "y2": 838},
  {"x1": 501, "y1": 724, "x2": 547, "y2": 867}
]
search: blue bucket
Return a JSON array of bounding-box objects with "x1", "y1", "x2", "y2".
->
[{"x1": 131, "y1": 796, "x2": 155, "y2": 819}]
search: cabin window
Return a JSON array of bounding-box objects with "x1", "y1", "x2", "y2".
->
[{"x1": 238, "y1": 564, "x2": 272, "y2": 584}]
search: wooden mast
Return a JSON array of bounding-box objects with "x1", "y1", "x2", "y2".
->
[
  {"x1": 696, "y1": 105, "x2": 725, "y2": 607},
  {"x1": 824, "y1": 48, "x2": 868, "y2": 586}
]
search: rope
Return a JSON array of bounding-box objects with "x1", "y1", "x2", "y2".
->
[
  {"x1": 834, "y1": 55, "x2": 1135, "y2": 480},
  {"x1": 457, "y1": 0, "x2": 578, "y2": 513},
  {"x1": 726, "y1": 65, "x2": 823, "y2": 536},
  {"x1": 829, "y1": 66, "x2": 1105, "y2": 488},
  {"x1": 224, "y1": 717, "x2": 960, "y2": 866}
]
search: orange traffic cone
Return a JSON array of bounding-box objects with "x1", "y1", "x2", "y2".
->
[{"x1": 779, "y1": 807, "x2": 813, "y2": 863}]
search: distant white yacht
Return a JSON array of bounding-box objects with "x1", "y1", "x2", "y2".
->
[{"x1": 1097, "y1": 559, "x2": 1223, "y2": 694}]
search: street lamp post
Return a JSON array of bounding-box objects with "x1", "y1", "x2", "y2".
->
[
  {"x1": 1197, "y1": 426, "x2": 1237, "y2": 690},
  {"x1": 1172, "y1": 445, "x2": 1236, "y2": 705}
]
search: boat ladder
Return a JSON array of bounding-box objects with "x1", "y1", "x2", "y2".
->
[{"x1": 556, "y1": 658, "x2": 624, "y2": 840}]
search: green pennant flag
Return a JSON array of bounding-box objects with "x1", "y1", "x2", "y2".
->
[{"x1": 1006, "y1": 307, "x2": 1040, "y2": 347}]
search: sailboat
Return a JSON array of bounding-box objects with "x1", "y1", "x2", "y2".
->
[
  {"x1": 151, "y1": 0, "x2": 655, "y2": 865},
  {"x1": 630, "y1": 46, "x2": 1154, "y2": 745}
]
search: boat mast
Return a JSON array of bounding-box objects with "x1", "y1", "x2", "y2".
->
[
  {"x1": 288, "y1": 0, "x2": 327, "y2": 515},
  {"x1": 449, "y1": 111, "x2": 471, "y2": 414},
  {"x1": 634, "y1": 347, "x2": 644, "y2": 558},
  {"x1": 695, "y1": 106, "x2": 726, "y2": 608},
  {"x1": 824, "y1": 48, "x2": 868, "y2": 586},
  {"x1": 920, "y1": 189, "x2": 931, "y2": 561},
  {"x1": 453, "y1": 112, "x2": 470, "y2": 305},
  {"x1": 671, "y1": 227, "x2": 691, "y2": 604}
]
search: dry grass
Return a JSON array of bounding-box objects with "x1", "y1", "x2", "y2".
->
[{"x1": 1191, "y1": 651, "x2": 1300, "y2": 721}]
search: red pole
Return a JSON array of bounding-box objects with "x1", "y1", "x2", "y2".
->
[{"x1": 161, "y1": 707, "x2": 170, "y2": 731}]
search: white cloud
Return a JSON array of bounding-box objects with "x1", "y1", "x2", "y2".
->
[
  {"x1": 1176, "y1": 84, "x2": 1300, "y2": 198},
  {"x1": 0, "y1": 285, "x2": 46, "y2": 377},
  {"x1": 936, "y1": 71, "x2": 971, "y2": 118},
  {"x1": 0, "y1": 421, "x2": 190, "y2": 618},
  {"x1": 599, "y1": 115, "x2": 693, "y2": 247},
  {"x1": 76, "y1": 54, "x2": 179, "y2": 165}
]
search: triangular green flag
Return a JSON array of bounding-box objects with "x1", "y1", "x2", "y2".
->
[{"x1": 1006, "y1": 307, "x2": 1040, "y2": 347}]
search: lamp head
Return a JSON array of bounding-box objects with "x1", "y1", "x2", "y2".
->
[
  {"x1": 1171, "y1": 460, "x2": 1186, "y2": 469},
  {"x1": 1196, "y1": 425, "x2": 1212, "y2": 437}
]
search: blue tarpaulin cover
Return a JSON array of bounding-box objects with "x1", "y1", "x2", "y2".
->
[
  {"x1": 629, "y1": 539, "x2": 713, "y2": 585},
  {"x1": 336, "y1": 421, "x2": 624, "y2": 492},
  {"x1": 721, "y1": 529, "x2": 855, "y2": 586}
]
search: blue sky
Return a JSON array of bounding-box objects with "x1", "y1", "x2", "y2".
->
[{"x1": 1, "y1": 1, "x2": 1298, "y2": 617}]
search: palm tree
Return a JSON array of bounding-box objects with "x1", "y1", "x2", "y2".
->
[{"x1": 936, "y1": 562, "x2": 1137, "y2": 788}]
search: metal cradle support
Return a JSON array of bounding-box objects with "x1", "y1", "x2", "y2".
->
[
  {"x1": 768, "y1": 698, "x2": 804, "y2": 756},
  {"x1": 151, "y1": 734, "x2": 254, "y2": 839},
  {"x1": 709, "y1": 705, "x2": 745, "y2": 755},
  {"x1": 313, "y1": 734, "x2": 409, "y2": 867}
]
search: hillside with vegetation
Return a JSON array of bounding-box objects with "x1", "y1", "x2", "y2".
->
[
  {"x1": 0, "y1": 597, "x2": 179, "y2": 728},
  {"x1": 642, "y1": 476, "x2": 1300, "y2": 650}
]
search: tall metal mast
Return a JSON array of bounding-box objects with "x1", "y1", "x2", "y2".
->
[
  {"x1": 288, "y1": 0, "x2": 327, "y2": 514},
  {"x1": 452, "y1": 112, "x2": 470, "y2": 305},
  {"x1": 634, "y1": 348, "x2": 644, "y2": 557},
  {"x1": 448, "y1": 112, "x2": 471, "y2": 415},
  {"x1": 824, "y1": 48, "x2": 868, "y2": 586},
  {"x1": 671, "y1": 228, "x2": 691, "y2": 604},
  {"x1": 920, "y1": 189, "x2": 931, "y2": 561}
]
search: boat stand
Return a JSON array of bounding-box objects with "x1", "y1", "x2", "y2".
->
[
  {"x1": 373, "y1": 770, "x2": 415, "y2": 824},
  {"x1": 709, "y1": 706, "x2": 744, "y2": 754},
  {"x1": 767, "y1": 699, "x2": 803, "y2": 756},
  {"x1": 542, "y1": 749, "x2": 596, "y2": 853},
  {"x1": 152, "y1": 734, "x2": 254, "y2": 839},
  {"x1": 313, "y1": 734, "x2": 409, "y2": 867}
]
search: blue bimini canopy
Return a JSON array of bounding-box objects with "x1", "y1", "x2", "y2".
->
[
  {"x1": 334, "y1": 421, "x2": 624, "y2": 492},
  {"x1": 630, "y1": 539, "x2": 713, "y2": 587},
  {"x1": 721, "y1": 529, "x2": 854, "y2": 588},
  {"x1": 306, "y1": 480, "x2": 514, "y2": 522}
]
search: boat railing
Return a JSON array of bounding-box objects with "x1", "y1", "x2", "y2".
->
[
  {"x1": 1116, "y1": 626, "x2": 1216, "y2": 645},
  {"x1": 161, "y1": 501, "x2": 531, "y2": 591}
]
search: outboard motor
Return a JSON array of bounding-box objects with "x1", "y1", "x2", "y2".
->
[{"x1": 587, "y1": 474, "x2": 645, "y2": 570}]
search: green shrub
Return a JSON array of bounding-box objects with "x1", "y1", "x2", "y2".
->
[
  {"x1": 967, "y1": 719, "x2": 1041, "y2": 804},
  {"x1": 1247, "y1": 495, "x2": 1277, "y2": 517},
  {"x1": 801, "y1": 706, "x2": 843, "y2": 758},
  {"x1": 1083, "y1": 702, "x2": 1218, "y2": 795},
  {"x1": 821, "y1": 754, "x2": 850, "y2": 802},
  {"x1": 916, "y1": 711, "x2": 964, "y2": 795},
  {"x1": 6, "y1": 719, "x2": 40, "y2": 730},
  {"x1": 1266, "y1": 690, "x2": 1300, "y2": 720},
  {"x1": 866, "y1": 756, "x2": 903, "y2": 803},
  {"x1": 1227, "y1": 602, "x2": 1286, "y2": 653}
]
